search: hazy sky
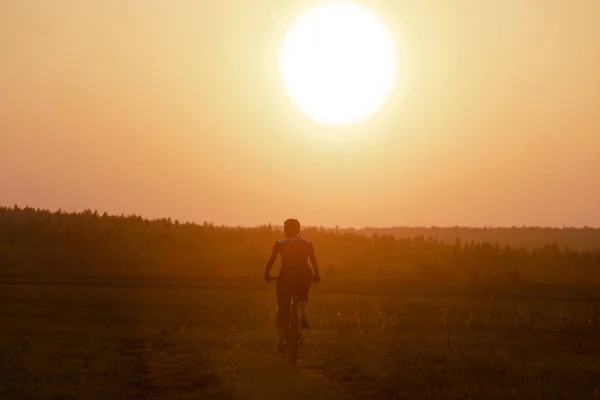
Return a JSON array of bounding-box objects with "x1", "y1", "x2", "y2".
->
[{"x1": 1, "y1": 0, "x2": 599, "y2": 227}]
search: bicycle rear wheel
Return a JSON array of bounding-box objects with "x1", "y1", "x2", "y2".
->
[{"x1": 286, "y1": 298, "x2": 299, "y2": 366}]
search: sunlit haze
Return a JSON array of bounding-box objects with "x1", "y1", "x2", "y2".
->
[{"x1": 1, "y1": 1, "x2": 599, "y2": 227}]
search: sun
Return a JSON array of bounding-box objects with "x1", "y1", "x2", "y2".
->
[{"x1": 279, "y1": 2, "x2": 397, "y2": 126}]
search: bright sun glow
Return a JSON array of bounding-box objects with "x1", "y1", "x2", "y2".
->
[{"x1": 279, "y1": 2, "x2": 397, "y2": 126}]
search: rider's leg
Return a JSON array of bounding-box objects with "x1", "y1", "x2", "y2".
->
[
  {"x1": 298, "y1": 301, "x2": 308, "y2": 318},
  {"x1": 298, "y1": 301, "x2": 310, "y2": 329},
  {"x1": 297, "y1": 268, "x2": 313, "y2": 329}
]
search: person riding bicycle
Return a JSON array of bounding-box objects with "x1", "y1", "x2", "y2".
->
[{"x1": 264, "y1": 218, "x2": 320, "y2": 351}]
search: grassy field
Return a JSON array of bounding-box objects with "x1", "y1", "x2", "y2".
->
[{"x1": 1, "y1": 276, "x2": 599, "y2": 399}]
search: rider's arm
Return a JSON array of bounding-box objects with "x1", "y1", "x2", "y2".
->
[
  {"x1": 308, "y1": 242, "x2": 320, "y2": 278},
  {"x1": 264, "y1": 241, "x2": 280, "y2": 276}
]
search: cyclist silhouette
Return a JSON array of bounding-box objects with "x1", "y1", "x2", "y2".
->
[{"x1": 264, "y1": 219, "x2": 320, "y2": 351}]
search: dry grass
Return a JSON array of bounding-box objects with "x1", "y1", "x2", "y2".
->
[{"x1": 1, "y1": 277, "x2": 599, "y2": 399}]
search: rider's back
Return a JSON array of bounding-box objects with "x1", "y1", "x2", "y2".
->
[{"x1": 277, "y1": 237, "x2": 313, "y2": 270}]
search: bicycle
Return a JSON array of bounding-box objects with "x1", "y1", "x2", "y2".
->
[
  {"x1": 267, "y1": 276, "x2": 302, "y2": 366},
  {"x1": 285, "y1": 292, "x2": 302, "y2": 366}
]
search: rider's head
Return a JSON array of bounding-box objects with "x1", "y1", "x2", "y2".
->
[{"x1": 283, "y1": 218, "x2": 301, "y2": 238}]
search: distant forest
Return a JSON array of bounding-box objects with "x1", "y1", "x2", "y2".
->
[
  {"x1": 358, "y1": 226, "x2": 600, "y2": 251},
  {"x1": 1, "y1": 206, "x2": 599, "y2": 284}
]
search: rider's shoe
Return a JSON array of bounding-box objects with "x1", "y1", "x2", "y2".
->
[
  {"x1": 276, "y1": 327, "x2": 287, "y2": 352},
  {"x1": 300, "y1": 316, "x2": 311, "y2": 329},
  {"x1": 276, "y1": 337, "x2": 286, "y2": 353}
]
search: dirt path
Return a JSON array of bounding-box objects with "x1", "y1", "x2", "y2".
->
[
  {"x1": 210, "y1": 326, "x2": 359, "y2": 400},
  {"x1": 123, "y1": 313, "x2": 371, "y2": 399}
]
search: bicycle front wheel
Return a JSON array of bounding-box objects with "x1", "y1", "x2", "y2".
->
[{"x1": 286, "y1": 301, "x2": 299, "y2": 366}]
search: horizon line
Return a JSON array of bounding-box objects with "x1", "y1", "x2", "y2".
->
[{"x1": 2, "y1": 203, "x2": 599, "y2": 230}]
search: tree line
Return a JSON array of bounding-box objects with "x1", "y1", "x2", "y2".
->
[
  {"x1": 1, "y1": 205, "x2": 599, "y2": 284},
  {"x1": 358, "y1": 226, "x2": 600, "y2": 251}
]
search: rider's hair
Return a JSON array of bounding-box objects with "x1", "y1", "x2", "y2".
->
[{"x1": 283, "y1": 218, "x2": 301, "y2": 238}]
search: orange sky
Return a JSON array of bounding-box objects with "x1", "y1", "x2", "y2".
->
[{"x1": 1, "y1": 0, "x2": 599, "y2": 227}]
